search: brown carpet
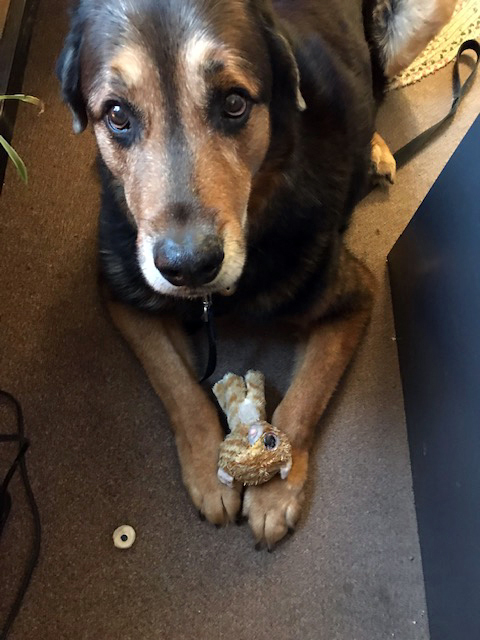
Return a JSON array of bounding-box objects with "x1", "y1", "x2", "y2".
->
[{"x1": 1, "y1": 2, "x2": 479, "y2": 638}]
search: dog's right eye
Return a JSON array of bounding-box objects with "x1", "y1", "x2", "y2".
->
[
  {"x1": 106, "y1": 104, "x2": 131, "y2": 133},
  {"x1": 223, "y1": 93, "x2": 247, "y2": 118}
]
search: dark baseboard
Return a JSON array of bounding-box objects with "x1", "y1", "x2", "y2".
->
[
  {"x1": 0, "y1": 0, "x2": 39, "y2": 190},
  {"x1": 388, "y1": 115, "x2": 480, "y2": 640}
]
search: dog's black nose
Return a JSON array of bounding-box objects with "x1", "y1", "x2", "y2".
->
[{"x1": 153, "y1": 229, "x2": 224, "y2": 288}]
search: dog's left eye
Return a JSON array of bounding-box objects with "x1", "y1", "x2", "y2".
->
[
  {"x1": 106, "y1": 104, "x2": 131, "y2": 132},
  {"x1": 223, "y1": 93, "x2": 247, "y2": 118}
]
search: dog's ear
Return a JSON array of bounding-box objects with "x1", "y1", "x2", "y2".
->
[
  {"x1": 255, "y1": 0, "x2": 306, "y2": 112},
  {"x1": 56, "y1": 8, "x2": 88, "y2": 134}
]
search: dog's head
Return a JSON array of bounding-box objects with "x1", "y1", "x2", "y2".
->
[{"x1": 58, "y1": 0, "x2": 304, "y2": 298}]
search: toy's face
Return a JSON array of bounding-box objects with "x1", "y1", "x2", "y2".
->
[
  {"x1": 246, "y1": 424, "x2": 286, "y2": 461},
  {"x1": 219, "y1": 421, "x2": 292, "y2": 485}
]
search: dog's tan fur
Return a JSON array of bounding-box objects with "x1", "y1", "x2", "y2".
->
[
  {"x1": 107, "y1": 245, "x2": 374, "y2": 546},
  {"x1": 371, "y1": 131, "x2": 397, "y2": 184},
  {"x1": 107, "y1": 298, "x2": 243, "y2": 524},
  {"x1": 90, "y1": 45, "x2": 171, "y2": 235},
  {"x1": 89, "y1": 40, "x2": 274, "y2": 299},
  {"x1": 243, "y1": 250, "x2": 374, "y2": 544}
]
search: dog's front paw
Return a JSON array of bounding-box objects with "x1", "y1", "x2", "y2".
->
[
  {"x1": 189, "y1": 471, "x2": 242, "y2": 526},
  {"x1": 370, "y1": 132, "x2": 396, "y2": 185},
  {"x1": 177, "y1": 435, "x2": 242, "y2": 526},
  {"x1": 242, "y1": 449, "x2": 308, "y2": 549}
]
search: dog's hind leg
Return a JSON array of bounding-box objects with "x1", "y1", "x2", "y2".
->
[
  {"x1": 370, "y1": 131, "x2": 396, "y2": 184},
  {"x1": 107, "y1": 298, "x2": 241, "y2": 525},
  {"x1": 243, "y1": 249, "x2": 375, "y2": 548}
]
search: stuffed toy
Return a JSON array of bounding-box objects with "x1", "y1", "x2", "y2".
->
[{"x1": 213, "y1": 370, "x2": 292, "y2": 487}]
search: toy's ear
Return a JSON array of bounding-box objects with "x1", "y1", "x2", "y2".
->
[
  {"x1": 254, "y1": 0, "x2": 306, "y2": 112},
  {"x1": 56, "y1": 9, "x2": 88, "y2": 134}
]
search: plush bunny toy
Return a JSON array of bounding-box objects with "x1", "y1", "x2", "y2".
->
[{"x1": 212, "y1": 371, "x2": 292, "y2": 487}]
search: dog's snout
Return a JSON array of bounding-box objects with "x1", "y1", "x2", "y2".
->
[{"x1": 153, "y1": 228, "x2": 224, "y2": 288}]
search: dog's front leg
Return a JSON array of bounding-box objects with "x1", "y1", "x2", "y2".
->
[
  {"x1": 108, "y1": 299, "x2": 241, "y2": 525},
  {"x1": 243, "y1": 251, "x2": 375, "y2": 547}
]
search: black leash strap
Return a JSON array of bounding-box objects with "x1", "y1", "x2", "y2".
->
[
  {"x1": 199, "y1": 296, "x2": 217, "y2": 382},
  {"x1": 0, "y1": 390, "x2": 41, "y2": 640},
  {"x1": 393, "y1": 39, "x2": 480, "y2": 170}
]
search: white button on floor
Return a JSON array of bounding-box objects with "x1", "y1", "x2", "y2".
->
[{"x1": 113, "y1": 525, "x2": 136, "y2": 549}]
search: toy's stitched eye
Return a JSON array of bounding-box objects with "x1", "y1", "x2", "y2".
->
[
  {"x1": 106, "y1": 104, "x2": 131, "y2": 132},
  {"x1": 223, "y1": 93, "x2": 247, "y2": 118},
  {"x1": 264, "y1": 433, "x2": 278, "y2": 450}
]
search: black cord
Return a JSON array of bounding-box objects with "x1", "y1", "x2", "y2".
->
[
  {"x1": 0, "y1": 390, "x2": 41, "y2": 640},
  {"x1": 393, "y1": 39, "x2": 480, "y2": 170},
  {"x1": 199, "y1": 297, "x2": 217, "y2": 383}
]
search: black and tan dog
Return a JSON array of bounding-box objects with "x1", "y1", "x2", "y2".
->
[{"x1": 58, "y1": 0, "x2": 455, "y2": 547}]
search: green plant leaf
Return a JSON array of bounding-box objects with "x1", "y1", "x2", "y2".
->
[
  {"x1": 0, "y1": 135, "x2": 27, "y2": 183},
  {"x1": 0, "y1": 94, "x2": 42, "y2": 183},
  {"x1": 0, "y1": 94, "x2": 44, "y2": 113}
]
